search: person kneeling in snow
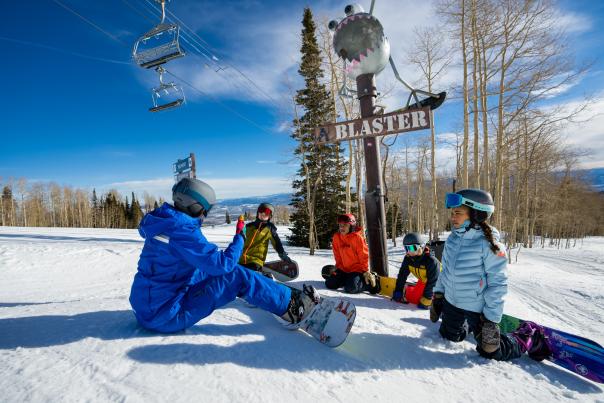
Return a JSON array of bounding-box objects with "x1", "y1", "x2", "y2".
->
[
  {"x1": 430, "y1": 189, "x2": 550, "y2": 362},
  {"x1": 321, "y1": 213, "x2": 380, "y2": 294},
  {"x1": 129, "y1": 178, "x2": 315, "y2": 333},
  {"x1": 238, "y1": 203, "x2": 292, "y2": 275},
  {"x1": 391, "y1": 232, "x2": 439, "y2": 309}
]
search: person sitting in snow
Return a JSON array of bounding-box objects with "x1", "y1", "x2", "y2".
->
[
  {"x1": 238, "y1": 203, "x2": 292, "y2": 275},
  {"x1": 430, "y1": 189, "x2": 551, "y2": 362},
  {"x1": 321, "y1": 213, "x2": 380, "y2": 294},
  {"x1": 129, "y1": 178, "x2": 316, "y2": 333},
  {"x1": 391, "y1": 232, "x2": 440, "y2": 309}
]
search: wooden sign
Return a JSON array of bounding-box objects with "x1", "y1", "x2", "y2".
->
[{"x1": 314, "y1": 106, "x2": 431, "y2": 144}]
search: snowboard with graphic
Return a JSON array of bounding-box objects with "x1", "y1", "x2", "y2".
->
[
  {"x1": 299, "y1": 295, "x2": 356, "y2": 347},
  {"x1": 282, "y1": 285, "x2": 356, "y2": 348},
  {"x1": 262, "y1": 259, "x2": 299, "y2": 282},
  {"x1": 499, "y1": 314, "x2": 604, "y2": 384}
]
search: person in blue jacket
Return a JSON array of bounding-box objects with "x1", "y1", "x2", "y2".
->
[
  {"x1": 129, "y1": 177, "x2": 317, "y2": 333},
  {"x1": 429, "y1": 189, "x2": 550, "y2": 361}
]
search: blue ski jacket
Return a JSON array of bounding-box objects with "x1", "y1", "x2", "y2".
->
[
  {"x1": 433, "y1": 221, "x2": 508, "y2": 323},
  {"x1": 129, "y1": 203, "x2": 244, "y2": 329}
]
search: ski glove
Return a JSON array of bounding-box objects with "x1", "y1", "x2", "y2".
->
[
  {"x1": 479, "y1": 316, "x2": 501, "y2": 354},
  {"x1": 236, "y1": 215, "x2": 245, "y2": 236},
  {"x1": 417, "y1": 296, "x2": 431, "y2": 310},
  {"x1": 279, "y1": 253, "x2": 293, "y2": 264},
  {"x1": 430, "y1": 292, "x2": 445, "y2": 323},
  {"x1": 392, "y1": 290, "x2": 407, "y2": 303}
]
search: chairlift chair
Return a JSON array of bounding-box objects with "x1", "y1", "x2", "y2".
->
[
  {"x1": 149, "y1": 66, "x2": 185, "y2": 112},
  {"x1": 132, "y1": 0, "x2": 185, "y2": 69}
]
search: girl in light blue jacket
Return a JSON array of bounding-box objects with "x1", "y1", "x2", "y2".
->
[{"x1": 429, "y1": 189, "x2": 548, "y2": 361}]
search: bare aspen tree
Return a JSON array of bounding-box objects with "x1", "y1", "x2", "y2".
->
[{"x1": 407, "y1": 26, "x2": 452, "y2": 239}]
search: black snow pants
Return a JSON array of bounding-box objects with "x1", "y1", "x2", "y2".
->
[
  {"x1": 325, "y1": 269, "x2": 369, "y2": 294},
  {"x1": 439, "y1": 299, "x2": 523, "y2": 361}
]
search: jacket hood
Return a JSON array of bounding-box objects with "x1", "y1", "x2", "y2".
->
[{"x1": 138, "y1": 202, "x2": 199, "y2": 239}]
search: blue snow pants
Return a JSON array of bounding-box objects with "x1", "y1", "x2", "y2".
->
[{"x1": 154, "y1": 264, "x2": 291, "y2": 333}]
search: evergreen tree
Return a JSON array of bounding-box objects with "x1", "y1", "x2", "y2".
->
[
  {"x1": 225, "y1": 210, "x2": 231, "y2": 224},
  {"x1": 130, "y1": 192, "x2": 144, "y2": 228},
  {"x1": 91, "y1": 189, "x2": 99, "y2": 228},
  {"x1": 288, "y1": 7, "x2": 346, "y2": 252}
]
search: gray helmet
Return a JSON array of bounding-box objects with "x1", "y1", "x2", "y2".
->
[
  {"x1": 403, "y1": 232, "x2": 425, "y2": 246},
  {"x1": 456, "y1": 188, "x2": 494, "y2": 223},
  {"x1": 172, "y1": 178, "x2": 216, "y2": 218}
]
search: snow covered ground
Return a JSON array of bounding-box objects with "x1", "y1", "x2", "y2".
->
[{"x1": 1, "y1": 225, "x2": 603, "y2": 402}]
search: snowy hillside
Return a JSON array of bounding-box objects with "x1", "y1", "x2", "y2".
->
[{"x1": 1, "y1": 226, "x2": 603, "y2": 402}]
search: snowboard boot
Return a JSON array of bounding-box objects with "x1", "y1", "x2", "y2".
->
[
  {"x1": 280, "y1": 284, "x2": 320, "y2": 326},
  {"x1": 511, "y1": 321, "x2": 552, "y2": 362},
  {"x1": 363, "y1": 271, "x2": 381, "y2": 294},
  {"x1": 480, "y1": 319, "x2": 501, "y2": 354}
]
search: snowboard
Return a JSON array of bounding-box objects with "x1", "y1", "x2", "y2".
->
[
  {"x1": 379, "y1": 276, "x2": 397, "y2": 298},
  {"x1": 262, "y1": 259, "x2": 299, "y2": 282},
  {"x1": 283, "y1": 285, "x2": 356, "y2": 348},
  {"x1": 499, "y1": 314, "x2": 604, "y2": 384}
]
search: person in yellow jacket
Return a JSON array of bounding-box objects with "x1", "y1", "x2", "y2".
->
[
  {"x1": 239, "y1": 203, "x2": 291, "y2": 274},
  {"x1": 321, "y1": 213, "x2": 380, "y2": 294}
]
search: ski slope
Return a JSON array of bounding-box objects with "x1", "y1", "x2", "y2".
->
[{"x1": 1, "y1": 225, "x2": 603, "y2": 402}]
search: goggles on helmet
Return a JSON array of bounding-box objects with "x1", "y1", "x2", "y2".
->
[
  {"x1": 445, "y1": 192, "x2": 494, "y2": 213},
  {"x1": 337, "y1": 214, "x2": 354, "y2": 224},
  {"x1": 404, "y1": 244, "x2": 421, "y2": 253},
  {"x1": 257, "y1": 207, "x2": 272, "y2": 215}
]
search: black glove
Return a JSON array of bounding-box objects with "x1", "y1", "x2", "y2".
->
[
  {"x1": 479, "y1": 316, "x2": 501, "y2": 354},
  {"x1": 391, "y1": 289, "x2": 407, "y2": 303},
  {"x1": 430, "y1": 292, "x2": 444, "y2": 323},
  {"x1": 279, "y1": 253, "x2": 293, "y2": 264}
]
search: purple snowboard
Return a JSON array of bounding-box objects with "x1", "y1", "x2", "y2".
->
[{"x1": 500, "y1": 314, "x2": 604, "y2": 383}]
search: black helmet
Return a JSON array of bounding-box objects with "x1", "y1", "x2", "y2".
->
[
  {"x1": 257, "y1": 203, "x2": 274, "y2": 218},
  {"x1": 172, "y1": 178, "x2": 216, "y2": 218},
  {"x1": 445, "y1": 188, "x2": 494, "y2": 223},
  {"x1": 403, "y1": 232, "x2": 425, "y2": 246}
]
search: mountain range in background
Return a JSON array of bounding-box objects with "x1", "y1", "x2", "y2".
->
[{"x1": 202, "y1": 167, "x2": 604, "y2": 226}]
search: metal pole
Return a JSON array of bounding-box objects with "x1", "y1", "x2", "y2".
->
[
  {"x1": 190, "y1": 152, "x2": 196, "y2": 179},
  {"x1": 356, "y1": 73, "x2": 388, "y2": 277}
]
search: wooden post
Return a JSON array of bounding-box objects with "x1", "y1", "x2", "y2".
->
[{"x1": 356, "y1": 73, "x2": 388, "y2": 277}]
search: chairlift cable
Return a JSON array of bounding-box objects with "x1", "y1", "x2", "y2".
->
[
  {"x1": 0, "y1": 36, "x2": 130, "y2": 65},
  {"x1": 51, "y1": 0, "x2": 128, "y2": 47},
  {"x1": 165, "y1": 69, "x2": 275, "y2": 136},
  {"x1": 52, "y1": 0, "x2": 279, "y2": 132},
  {"x1": 141, "y1": 0, "x2": 285, "y2": 111}
]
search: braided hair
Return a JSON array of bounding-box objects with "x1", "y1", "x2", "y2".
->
[{"x1": 478, "y1": 221, "x2": 500, "y2": 254}]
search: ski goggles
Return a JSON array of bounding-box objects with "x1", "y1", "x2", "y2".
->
[
  {"x1": 257, "y1": 207, "x2": 272, "y2": 215},
  {"x1": 337, "y1": 214, "x2": 355, "y2": 224},
  {"x1": 444, "y1": 193, "x2": 495, "y2": 213},
  {"x1": 404, "y1": 244, "x2": 421, "y2": 253}
]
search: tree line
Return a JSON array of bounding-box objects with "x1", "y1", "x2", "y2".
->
[
  {"x1": 287, "y1": 1, "x2": 604, "y2": 254},
  {"x1": 0, "y1": 179, "x2": 151, "y2": 229}
]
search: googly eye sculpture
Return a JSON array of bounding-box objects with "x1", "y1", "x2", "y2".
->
[
  {"x1": 329, "y1": 3, "x2": 446, "y2": 111},
  {"x1": 329, "y1": 4, "x2": 390, "y2": 80}
]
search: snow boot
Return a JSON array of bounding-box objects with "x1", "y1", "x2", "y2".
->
[
  {"x1": 511, "y1": 321, "x2": 552, "y2": 362},
  {"x1": 280, "y1": 284, "x2": 320, "y2": 326},
  {"x1": 363, "y1": 271, "x2": 381, "y2": 294}
]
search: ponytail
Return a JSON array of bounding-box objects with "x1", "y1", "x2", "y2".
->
[{"x1": 478, "y1": 221, "x2": 500, "y2": 254}]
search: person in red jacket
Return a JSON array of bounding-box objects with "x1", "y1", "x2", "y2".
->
[{"x1": 321, "y1": 214, "x2": 380, "y2": 294}]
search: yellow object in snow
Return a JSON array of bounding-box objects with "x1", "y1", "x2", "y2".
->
[{"x1": 379, "y1": 276, "x2": 397, "y2": 297}]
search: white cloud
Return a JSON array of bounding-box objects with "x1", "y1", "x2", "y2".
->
[{"x1": 97, "y1": 176, "x2": 292, "y2": 201}]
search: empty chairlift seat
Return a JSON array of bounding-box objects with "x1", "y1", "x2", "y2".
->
[{"x1": 133, "y1": 23, "x2": 185, "y2": 69}]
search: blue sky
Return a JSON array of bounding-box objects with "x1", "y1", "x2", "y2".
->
[{"x1": 1, "y1": 0, "x2": 603, "y2": 200}]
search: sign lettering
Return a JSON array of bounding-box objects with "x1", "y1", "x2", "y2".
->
[{"x1": 314, "y1": 106, "x2": 431, "y2": 144}]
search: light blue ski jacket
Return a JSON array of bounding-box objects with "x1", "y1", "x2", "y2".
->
[{"x1": 433, "y1": 221, "x2": 508, "y2": 323}]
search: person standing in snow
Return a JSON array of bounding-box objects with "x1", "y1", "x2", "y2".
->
[
  {"x1": 238, "y1": 203, "x2": 292, "y2": 274},
  {"x1": 321, "y1": 213, "x2": 380, "y2": 294},
  {"x1": 430, "y1": 189, "x2": 550, "y2": 361},
  {"x1": 129, "y1": 178, "x2": 316, "y2": 332},
  {"x1": 391, "y1": 232, "x2": 440, "y2": 309}
]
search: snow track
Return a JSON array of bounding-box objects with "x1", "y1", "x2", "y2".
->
[{"x1": 1, "y1": 227, "x2": 603, "y2": 402}]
